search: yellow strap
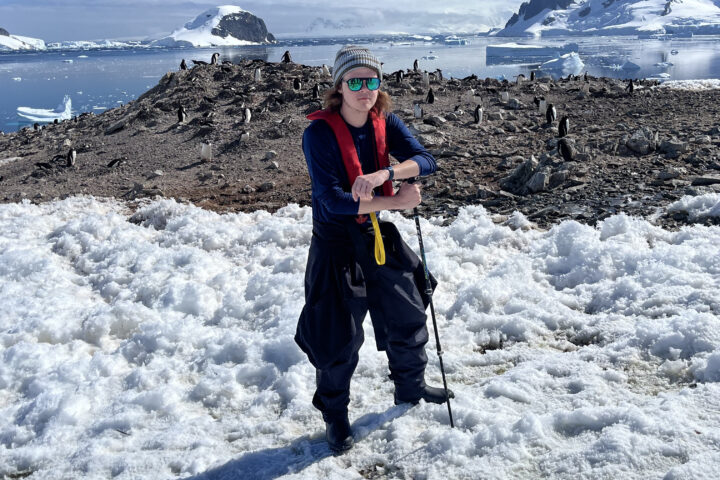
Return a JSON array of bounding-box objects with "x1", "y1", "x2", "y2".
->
[{"x1": 370, "y1": 212, "x2": 385, "y2": 265}]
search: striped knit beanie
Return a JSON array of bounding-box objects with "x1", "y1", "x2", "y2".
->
[{"x1": 332, "y1": 45, "x2": 382, "y2": 88}]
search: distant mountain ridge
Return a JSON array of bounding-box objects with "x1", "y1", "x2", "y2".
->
[
  {"x1": 497, "y1": 0, "x2": 720, "y2": 36},
  {"x1": 0, "y1": 27, "x2": 9, "y2": 36}
]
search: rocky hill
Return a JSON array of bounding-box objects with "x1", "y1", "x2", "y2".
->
[
  {"x1": 1, "y1": 57, "x2": 719, "y2": 229},
  {"x1": 152, "y1": 5, "x2": 275, "y2": 47}
]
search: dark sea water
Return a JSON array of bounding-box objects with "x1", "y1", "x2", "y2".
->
[{"x1": 1, "y1": 35, "x2": 720, "y2": 133}]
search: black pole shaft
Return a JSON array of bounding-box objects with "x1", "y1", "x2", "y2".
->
[{"x1": 412, "y1": 205, "x2": 454, "y2": 428}]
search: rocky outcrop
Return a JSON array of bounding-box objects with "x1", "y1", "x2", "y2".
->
[
  {"x1": 504, "y1": 0, "x2": 575, "y2": 29},
  {"x1": 153, "y1": 6, "x2": 276, "y2": 47},
  {"x1": 212, "y1": 11, "x2": 275, "y2": 44}
]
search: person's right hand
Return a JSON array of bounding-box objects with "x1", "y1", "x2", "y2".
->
[{"x1": 394, "y1": 181, "x2": 422, "y2": 210}]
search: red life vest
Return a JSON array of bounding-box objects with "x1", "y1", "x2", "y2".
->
[{"x1": 306, "y1": 108, "x2": 394, "y2": 202}]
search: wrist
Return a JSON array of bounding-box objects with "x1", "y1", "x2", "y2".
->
[{"x1": 383, "y1": 165, "x2": 394, "y2": 182}]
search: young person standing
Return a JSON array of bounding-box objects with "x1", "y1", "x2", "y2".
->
[{"x1": 295, "y1": 45, "x2": 453, "y2": 454}]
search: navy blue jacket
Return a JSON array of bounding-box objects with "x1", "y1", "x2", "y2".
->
[{"x1": 302, "y1": 112, "x2": 437, "y2": 233}]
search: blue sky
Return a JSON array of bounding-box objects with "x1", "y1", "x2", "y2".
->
[{"x1": 0, "y1": 0, "x2": 524, "y2": 41}]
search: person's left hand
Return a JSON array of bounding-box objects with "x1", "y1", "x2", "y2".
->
[{"x1": 351, "y1": 170, "x2": 389, "y2": 201}]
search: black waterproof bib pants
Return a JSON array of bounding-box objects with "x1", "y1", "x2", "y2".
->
[{"x1": 295, "y1": 219, "x2": 436, "y2": 419}]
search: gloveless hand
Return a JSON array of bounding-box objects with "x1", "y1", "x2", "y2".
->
[
  {"x1": 393, "y1": 181, "x2": 422, "y2": 210},
  {"x1": 351, "y1": 170, "x2": 389, "y2": 201}
]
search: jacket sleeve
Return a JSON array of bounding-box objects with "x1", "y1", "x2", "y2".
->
[
  {"x1": 385, "y1": 113, "x2": 437, "y2": 176},
  {"x1": 302, "y1": 121, "x2": 360, "y2": 215}
]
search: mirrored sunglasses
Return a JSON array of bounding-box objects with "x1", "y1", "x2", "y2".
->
[{"x1": 345, "y1": 77, "x2": 381, "y2": 91}]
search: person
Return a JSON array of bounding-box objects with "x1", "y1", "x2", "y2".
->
[{"x1": 295, "y1": 45, "x2": 453, "y2": 454}]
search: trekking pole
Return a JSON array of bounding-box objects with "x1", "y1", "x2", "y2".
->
[{"x1": 407, "y1": 177, "x2": 454, "y2": 428}]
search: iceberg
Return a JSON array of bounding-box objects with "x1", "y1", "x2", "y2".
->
[
  {"x1": 17, "y1": 95, "x2": 72, "y2": 123},
  {"x1": 486, "y1": 42, "x2": 578, "y2": 57},
  {"x1": 539, "y1": 52, "x2": 585, "y2": 76}
]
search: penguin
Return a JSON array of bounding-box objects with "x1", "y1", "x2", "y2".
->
[
  {"x1": 200, "y1": 142, "x2": 212, "y2": 161},
  {"x1": 107, "y1": 158, "x2": 123, "y2": 168},
  {"x1": 33, "y1": 123, "x2": 40, "y2": 131},
  {"x1": 178, "y1": 105, "x2": 187, "y2": 124},
  {"x1": 516, "y1": 74, "x2": 526, "y2": 85},
  {"x1": 413, "y1": 103, "x2": 423, "y2": 118},
  {"x1": 222, "y1": 60, "x2": 233, "y2": 66},
  {"x1": 422, "y1": 71, "x2": 430, "y2": 87},
  {"x1": 322, "y1": 64, "x2": 331, "y2": 76},
  {"x1": 413, "y1": 59, "x2": 419, "y2": 72},
  {"x1": 558, "y1": 116, "x2": 569, "y2": 138},
  {"x1": 584, "y1": 71, "x2": 588, "y2": 82},
  {"x1": 533, "y1": 96, "x2": 541, "y2": 108},
  {"x1": 395, "y1": 70, "x2": 404, "y2": 84},
  {"x1": 546, "y1": 103, "x2": 556, "y2": 125},
  {"x1": 426, "y1": 87, "x2": 435, "y2": 104},
  {"x1": 281, "y1": 50, "x2": 292, "y2": 63},
  {"x1": 243, "y1": 107, "x2": 252, "y2": 125},
  {"x1": 473, "y1": 105, "x2": 483, "y2": 124},
  {"x1": 436, "y1": 69, "x2": 443, "y2": 81},
  {"x1": 312, "y1": 84, "x2": 320, "y2": 99},
  {"x1": 210, "y1": 53, "x2": 220, "y2": 65},
  {"x1": 293, "y1": 77, "x2": 302, "y2": 91},
  {"x1": 191, "y1": 59, "x2": 208, "y2": 66},
  {"x1": 66, "y1": 148, "x2": 76, "y2": 167},
  {"x1": 54, "y1": 119, "x2": 59, "y2": 124},
  {"x1": 558, "y1": 138, "x2": 574, "y2": 162},
  {"x1": 254, "y1": 68, "x2": 262, "y2": 82},
  {"x1": 626, "y1": 79, "x2": 634, "y2": 94},
  {"x1": 180, "y1": 59, "x2": 187, "y2": 70},
  {"x1": 530, "y1": 70, "x2": 536, "y2": 81}
]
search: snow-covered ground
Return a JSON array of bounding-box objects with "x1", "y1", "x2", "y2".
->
[{"x1": 1, "y1": 194, "x2": 720, "y2": 479}]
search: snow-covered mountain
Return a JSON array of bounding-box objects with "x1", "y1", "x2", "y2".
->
[
  {"x1": 151, "y1": 5, "x2": 275, "y2": 48},
  {"x1": 497, "y1": 0, "x2": 720, "y2": 37},
  {"x1": 0, "y1": 28, "x2": 46, "y2": 51}
]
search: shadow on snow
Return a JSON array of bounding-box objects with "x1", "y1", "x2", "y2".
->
[{"x1": 184, "y1": 404, "x2": 411, "y2": 480}]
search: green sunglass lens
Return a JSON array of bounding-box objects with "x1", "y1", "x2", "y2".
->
[
  {"x1": 366, "y1": 78, "x2": 380, "y2": 90},
  {"x1": 347, "y1": 78, "x2": 363, "y2": 91}
]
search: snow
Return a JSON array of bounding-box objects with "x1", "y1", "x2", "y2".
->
[
  {"x1": 658, "y1": 79, "x2": 720, "y2": 90},
  {"x1": 539, "y1": 52, "x2": 585, "y2": 75},
  {"x1": 486, "y1": 42, "x2": 578, "y2": 57},
  {"x1": 1, "y1": 195, "x2": 720, "y2": 479},
  {"x1": 46, "y1": 40, "x2": 142, "y2": 50},
  {"x1": 151, "y1": 5, "x2": 263, "y2": 48},
  {"x1": 16, "y1": 95, "x2": 72, "y2": 123},
  {"x1": 0, "y1": 34, "x2": 46, "y2": 51},
  {"x1": 497, "y1": 0, "x2": 720, "y2": 37}
]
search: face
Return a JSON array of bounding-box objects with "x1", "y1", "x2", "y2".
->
[{"x1": 338, "y1": 67, "x2": 379, "y2": 114}]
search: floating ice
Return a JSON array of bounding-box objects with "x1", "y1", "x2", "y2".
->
[
  {"x1": 539, "y1": 52, "x2": 585, "y2": 76},
  {"x1": 16, "y1": 95, "x2": 72, "y2": 123}
]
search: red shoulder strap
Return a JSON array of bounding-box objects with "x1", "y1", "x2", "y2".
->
[{"x1": 307, "y1": 109, "x2": 394, "y2": 198}]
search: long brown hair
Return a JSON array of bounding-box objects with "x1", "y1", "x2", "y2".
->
[{"x1": 323, "y1": 85, "x2": 392, "y2": 115}]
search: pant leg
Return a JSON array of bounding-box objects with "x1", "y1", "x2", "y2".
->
[
  {"x1": 312, "y1": 313, "x2": 364, "y2": 419},
  {"x1": 367, "y1": 266, "x2": 429, "y2": 397}
]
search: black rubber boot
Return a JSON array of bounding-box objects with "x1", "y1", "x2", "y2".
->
[
  {"x1": 394, "y1": 384, "x2": 455, "y2": 405},
  {"x1": 324, "y1": 412, "x2": 353, "y2": 454}
]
